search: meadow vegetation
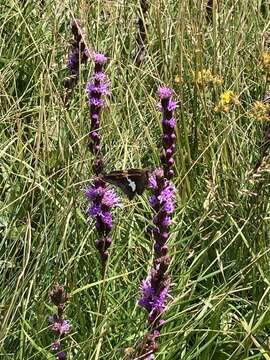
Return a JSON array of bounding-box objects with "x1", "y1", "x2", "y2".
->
[{"x1": 0, "y1": 1, "x2": 270, "y2": 359}]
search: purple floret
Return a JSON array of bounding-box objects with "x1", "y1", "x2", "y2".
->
[
  {"x1": 65, "y1": 19, "x2": 89, "y2": 91},
  {"x1": 86, "y1": 184, "x2": 119, "y2": 210},
  {"x1": 57, "y1": 352, "x2": 66, "y2": 360},
  {"x1": 157, "y1": 86, "x2": 177, "y2": 179},
  {"x1": 50, "y1": 317, "x2": 70, "y2": 335},
  {"x1": 167, "y1": 99, "x2": 178, "y2": 111},
  {"x1": 145, "y1": 355, "x2": 155, "y2": 360},
  {"x1": 86, "y1": 180, "x2": 119, "y2": 266},
  {"x1": 101, "y1": 188, "x2": 119, "y2": 207},
  {"x1": 149, "y1": 169, "x2": 176, "y2": 213},
  {"x1": 51, "y1": 340, "x2": 61, "y2": 351},
  {"x1": 86, "y1": 53, "x2": 110, "y2": 160},
  {"x1": 93, "y1": 72, "x2": 107, "y2": 82},
  {"x1": 139, "y1": 276, "x2": 169, "y2": 320},
  {"x1": 86, "y1": 82, "x2": 110, "y2": 96},
  {"x1": 89, "y1": 97, "x2": 105, "y2": 107},
  {"x1": 162, "y1": 117, "x2": 176, "y2": 128},
  {"x1": 157, "y1": 86, "x2": 173, "y2": 99},
  {"x1": 93, "y1": 52, "x2": 108, "y2": 64}
]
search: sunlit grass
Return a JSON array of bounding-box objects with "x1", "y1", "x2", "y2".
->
[{"x1": 0, "y1": 1, "x2": 269, "y2": 359}]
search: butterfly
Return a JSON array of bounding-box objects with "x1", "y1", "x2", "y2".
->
[{"x1": 101, "y1": 169, "x2": 150, "y2": 200}]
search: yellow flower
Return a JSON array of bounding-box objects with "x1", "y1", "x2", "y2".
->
[
  {"x1": 260, "y1": 51, "x2": 270, "y2": 72},
  {"x1": 215, "y1": 90, "x2": 240, "y2": 112},
  {"x1": 174, "y1": 74, "x2": 182, "y2": 83},
  {"x1": 250, "y1": 101, "x2": 270, "y2": 121},
  {"x1": 220, "y1": 90, "x2": 234, "y2": 106},
  {"x1": 195, "y1": 69, "x2": 223, "y2": 86}
]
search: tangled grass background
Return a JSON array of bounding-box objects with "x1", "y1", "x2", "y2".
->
[{"x1": 0, "y1": 1, "x2": 270, "y2": 359}]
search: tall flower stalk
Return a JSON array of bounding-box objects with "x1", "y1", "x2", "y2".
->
[
  {"x1": 136, "y1": 87, "x2": 177, "y2": 359},
  {"x1": 158, "y1": 87, "x2": 177, "y2": 180},
  {"x1": 85, "y1": 53, "x2": 118, "y2": 273},
  {"x1": 48, "y1": 284, "x2": 70, "y2": 360},
  {"x1": 64, "y1": 19, "x2": 89, "y2": 102},
  {"x1": 134, "y1": 0, "x2": 150, "y2": 66},
  {"x1": 86, "y1": 53, "x2": 109, "y2": 175},
  {"x1": 85, "y1": 179, "x2": 119, "y2": 272}
]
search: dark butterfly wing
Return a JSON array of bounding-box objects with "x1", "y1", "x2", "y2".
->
[
  {"x1": 101, "y1": 170, "x2": 135, "y2": 199},
  {"x1": 102, "y1": 169, "x2": 149, "y2": 199},
  {"x1": 127, "y1": 169, "x2": 149, "y2": 195}
]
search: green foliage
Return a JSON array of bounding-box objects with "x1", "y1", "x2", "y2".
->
[{"x1": 0, "y1": 1, "x2": 269, "y2": 359}]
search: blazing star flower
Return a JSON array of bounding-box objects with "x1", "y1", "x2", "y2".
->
[
  {"x1": 49, "y1": 284, "x2": 69, "y2": 307},
  {"x1": 137, "y1": 88, "x2": 177, "y2": 356},
  {"x1": 64, "y1": 19, "x2": 89, "y2": 91},
  {"x1": 52, "y1": 319, "x2": 70, "y2": 335},
  {"x1": 134, "y1": 0, "x2": 150, "y2": 66},
  {"x1": 137, "y1": 167, "x2": 175, "y2": 358},
  {"x1": 48, "y1": 285, "x2": 70, "y2": 359},
  {"x1": 51, "y1": 341, "x2": 61, "y2": 351},
  {"x1": 56, "y1": 352, "x2": 66, "y2": 360},
  {"x1": 93, "y1": 52, "x2": 108, "y2": 65},
  {"x1": 157, "y1": 86, "x2": 177, "y2": 179},
  {"x1": 139, "y1": 276, "x2": 169, "y2": 319},
  {"x1": 49, "y1": 316, "x2": 70, "y2": 335},
  {"x1": 85, "y1": 179, "x2": 119, "y2": 266},
  {"x1": 86, "y1": 53, "x2": 109, "y2": 174},
  {"x1": 148, "y1": 169, "x2": 175, "y2": 256}
]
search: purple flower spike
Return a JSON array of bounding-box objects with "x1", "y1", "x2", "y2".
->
[
  {"x1": 64, "y1": 19, "x2": 89, "y2": 92},
  {"x1": 48, "y1": 285, "x2": 70, "y2": 359},
  {"x1": 135, "y1": 86, "x2": 177, "y2": 359},
  {"x1": 86, "y1": 53, "x2": 110, "y2": 174},
  {"x1": 139, "y1": 276, "x2": 169, "y2": 317},
  {"x1": 157, "y1": 86, "x2": 177, "y2": 179},
  {"x1": 137, "y1": 165, "x2": 176, "y2": 358},
  {"x1": 86, "y1": 179, "x2": 119, "y2": 269}
]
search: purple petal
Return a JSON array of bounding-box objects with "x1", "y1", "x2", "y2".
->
[
  {"x1": 51, "y1": 319, "x2": 70, "y2": 335},
  {"x1": 89, "y1": 97, "x2": 104, "y2": 107},
  {"x1": 162, "y1": 117, "x2": 176, "y2": 128},
  {"x1": 86, "y1": 81, "x2": 110, "y2": 95},
  {"x1": 167, "y1": 99, "x2": 177, "y2": 111},
  {"x1": 101, "y1": 211, "x2": 113, "y2": 228},
  {"x1": 92, "y1": 52, "x2": 108, "y2": 64},
  {"x1": 102, "y1": 188, "x2": 119, "y2": 208},
  {"x1": 88, "y1": 203, "x2": 102, "y2": 217},
  {"x1": 93, "y1": 72, "x2": 107, "y2": 82},
  {"x1": 57, "y1": 352, "x2": 66, "y2": 360},
  {"x1": 157, "y1": 86, "x2": 173, "y2": 99}
]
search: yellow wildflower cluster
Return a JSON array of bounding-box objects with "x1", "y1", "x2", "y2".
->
[
  {"x1": 195, "y1": 69, "x2": 223, "y2": 86},
  {"x1": 260, "y1": 52, "x2": 270, "y2": 73},
  {"x1": 249, "y1": 101, "x2": 270, "y2": 121},
  {"x1": 214, "y1": 90, "x2": 240, "y2": 113}
]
